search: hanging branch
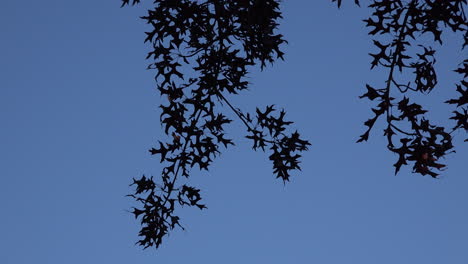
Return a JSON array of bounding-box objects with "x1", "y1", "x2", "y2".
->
[
  {"x1": 335, "y1": 0, "x2": 467, "y2": 177},
  {"x1": 123, "y1": 0, "x2": 310, "y2": 249}
]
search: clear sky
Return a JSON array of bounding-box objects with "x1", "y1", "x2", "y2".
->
[{"x1": 1, "y1": 1, "x2": 467, "y2": 263}]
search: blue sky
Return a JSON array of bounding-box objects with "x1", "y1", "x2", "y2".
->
[{"x1": 1, "y1": 1, "x2": 467, "y2": 263}]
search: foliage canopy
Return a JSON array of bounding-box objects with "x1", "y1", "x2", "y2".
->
[{"x1": 122, "y1": 0, "x2": 467, "y2": 249}]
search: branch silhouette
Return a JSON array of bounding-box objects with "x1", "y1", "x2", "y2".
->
[
  {"x1": 122, "y1": 0, "x2": 310, "y2": 249},
  {"x1": 340, "y1": 0, "x2": 467, "y2": 177},
  {"x1": 122, "y1": 0, "x2": 467, "y2": 250}
]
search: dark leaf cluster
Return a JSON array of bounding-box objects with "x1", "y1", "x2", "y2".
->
[
  {"x1": 345, "y1": 0, "x2": 467, "y2": 176},
  {"x1": 447, "y1": 59, "x2": 468, "y2": 141},
  {"x1": 243, "y1": 105, "x2": 310, "y2": 181},
  {"x1": 122, "y1": 0, "x2": 309, "y2": 249},
  {"x1": 121, "y1": 0, "x2": 467, "y2": 250}
]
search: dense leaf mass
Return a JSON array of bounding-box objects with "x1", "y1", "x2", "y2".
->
[
  {"x1": 122, "y1": 0, "x2": 467, "y2": 250},
  {"x1": 122, "y1": 0, "x2": 310, "y2": 249},
  {"x1": 341, "y1": 0, "x2": 467, "y2": 177}
]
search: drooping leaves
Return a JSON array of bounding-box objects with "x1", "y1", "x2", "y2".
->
[
  {"x1": 447, "y1": 60, "x2": 468, "y2": 141},
  {"x1": 122, "y1": 0, "x2": 310, "y2": 249},
  {"x1": 349, "y1": 0, "x2": 467, "y2": 176}
]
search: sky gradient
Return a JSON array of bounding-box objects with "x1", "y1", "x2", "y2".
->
[{"x1": 1, "y1": 1, "x2": 467, "y2": 263}]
